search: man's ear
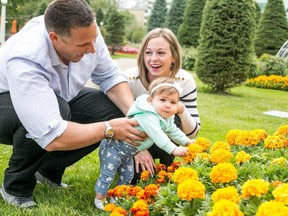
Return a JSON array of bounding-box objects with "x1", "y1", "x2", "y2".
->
[{"x1": 49, "y1": 31, "x2": 60, "y2": 43}]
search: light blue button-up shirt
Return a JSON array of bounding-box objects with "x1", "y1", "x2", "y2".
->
[{"x1": 0, "y1": 16, "x2": 127, "y2": 149}]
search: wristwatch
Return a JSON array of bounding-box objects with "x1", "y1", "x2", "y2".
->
[{"x1": 103, "y1": 121, "x2": 114, "y2": 138}]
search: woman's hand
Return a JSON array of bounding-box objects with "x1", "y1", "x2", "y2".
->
[
  {"x1": 177, "y1": 102, "x2": 185, "y2": 114},
  {"x1": 134, "y1": 150, "x2": 155, "y2": 176}
]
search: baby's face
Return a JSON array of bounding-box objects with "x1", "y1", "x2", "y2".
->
[{"x1": 150, "y1": 92, "x2": 179, "y2": 118}]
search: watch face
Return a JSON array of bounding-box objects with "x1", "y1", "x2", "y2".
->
[{"x1": 106, "y1": 128, "x2": 114, "y2": 138}]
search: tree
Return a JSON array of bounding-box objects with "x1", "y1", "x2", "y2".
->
[
  {"x1": 254, "y1": 0, "x2": 288, "y2": 56},
  {"x1": 178, "y1": 0, "x2": 206, "y2": 47},
  {"x1": 166, "y1": 0, "x2": 186, "y2": 35},
  {"x1": 195, "y1": 0, "x2": 256, "y2": 93},
  {"x1": 105, "y1": 7, "x2": 125, "y2": 55},
  {"x1": 147, "y1": 0, "x2": 167, "y2": 32}
]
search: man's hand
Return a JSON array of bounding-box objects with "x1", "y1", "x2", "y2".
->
[
  {"x1": 109, "y1": 117, "x2": 147, "y2": 146},
  {"x1": 134, "y1": 150, "x2": 155, "y2": 176}
]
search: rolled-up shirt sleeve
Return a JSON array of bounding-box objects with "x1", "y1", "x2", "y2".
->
[
  {"x1": 89, "y1": 32, "x2": 127, "y2": 94},
  {"x1": 6, "y1": 58, "x2": 68, "y2": 149}
]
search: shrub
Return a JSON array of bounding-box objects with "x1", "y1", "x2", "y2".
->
[{"x1": 182, "y1": 47, "x2": 197, "y2": 71}]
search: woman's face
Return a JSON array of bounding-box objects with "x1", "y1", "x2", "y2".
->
[{"x1": 144, "y1": 37, "x2": 174, "y2": 83}]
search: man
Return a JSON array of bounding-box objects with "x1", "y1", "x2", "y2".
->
[{"x1": 0, "y1": 0, "x2": 144, "y2": 208}]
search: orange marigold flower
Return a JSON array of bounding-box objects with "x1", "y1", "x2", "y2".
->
[
  {"x1": 167, "y1": 161, "x2": 181, "y2": 172},
  {"x1": 235, "y1": 151, "x2": 251, "y2": 163},
  {"x1": 209, "y1": 148, "x2": 233, "y2": 164},
  {"x1": 172, "y1": 167, "x2": 199, "y2": 184},
  {"x1": 264, "y1": 135, "x2": 287, "y2": 149},
  {"x1": 194, "y1": 137, "x2": 211, "y2": 151},
  {"x1": 241, "y1": 179, "x2": 269, "y2": 198},
  {"x1": 226, "y1": 129, "x2": 242, "y2": 145},
  {"x1": 234, "y1": 130, "x2": 260, "y2": 146},
  {"x1": 272, "y1": 183, "x2": 288, "y2": 205},
  {"x1": 210, "y1": 163, "x2": 238, "y2": 184},
  {"x1": 207, "y1": 200, "x2": 244, "y2": 216},
  {"x1": 130, "y1": 199, "x2": 149, "y2": 216},
  {"x1": 129, "y1": 186, "x2": 143, "y2": 196},
  {"x1": 136, "y1": 189, "x2": 146, "y2": 200},
  {"x1": 211, "y1": 186, "x2": 240, "y2": 204},
  {"x1": 144, "y1": 184, "x2": 159, "y2": 197},
  {"x1": 177, "y1": 179, "x2": 205, "y2": 201},
  {"x1": 183, "y1": 144, "x2": 203, "y2": 163},
  {"x1": 256, "y1": 200, "x2": 288, "y2": 216},
  {"x1": 155, "y1": 163, "x2": 166, "y2": 172},
  {"x1": 210, "y1": 141, "x2": 230, "y2": 153},
  {"x1": 252, "y1": 129, "x2": 267, "y2": 141},
  {"x1": 140, "y1": 170, "x2": 150, "y2": 181}
]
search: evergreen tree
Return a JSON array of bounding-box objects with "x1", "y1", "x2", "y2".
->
[
  {"x1": 178, "y1": 0, "x2": 206, "y2": 47},
  {"x1": 147, "y1": 0, "x2": 167, "y2": 32},
  {"x1": 105, "y1": 7, "x2": 125, "y2": 55},
  {"x1": 254, "y1": 1, "x2": 262, "y2": 26},
  {"x1": 254, "y1": 0, "x2": 288, "y2": 56},
  {"x1": 166, "y1": 0, "x2": 186, "y2": 35},
  {"x1": 195, "y1": 0, "x2": 256, "y2": 93}
]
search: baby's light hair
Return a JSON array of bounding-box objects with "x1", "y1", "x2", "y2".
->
[{"x1": 148, "y1": 77, "x2": 182, "y2": 98}]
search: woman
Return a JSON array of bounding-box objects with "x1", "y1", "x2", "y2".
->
[{"x1": 122, "y1": 28, "x2": 200, "y2": 183}]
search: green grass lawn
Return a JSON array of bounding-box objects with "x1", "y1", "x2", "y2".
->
[{"x1": 0, "y1": 73, "x2": 287, "y2": 215}]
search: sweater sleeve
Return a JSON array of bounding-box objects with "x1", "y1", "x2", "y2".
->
[{"x1": 134, "y1": 113, "x2": 177, "y2": 154}]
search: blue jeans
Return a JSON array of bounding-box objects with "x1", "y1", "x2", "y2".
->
[
  {"x1": 0, "y1": 88, "x2": 124, "y2": 197},
  {"x1": 95, "y1": 139, "x2": 139, "y2": 195}
]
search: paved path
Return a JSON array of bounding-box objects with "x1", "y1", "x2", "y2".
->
[{"x1": 85, "y1": 58, "x2": 137, "y2": 88}]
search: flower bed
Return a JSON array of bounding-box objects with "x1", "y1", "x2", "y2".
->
[
  {"x1": 245, "y1": 75, "x2": 288, "y2": 91},
  {"x1": 102, "y1": 125, "x2": 288, "y2": 216}
]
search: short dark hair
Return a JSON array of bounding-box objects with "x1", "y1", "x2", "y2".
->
[{"x1": 44, "y1": 0, "x2": 95, "y2": 37}]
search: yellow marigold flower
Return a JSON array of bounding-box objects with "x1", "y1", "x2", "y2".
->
[
  {"x1": 210, "y1": 163, "x2": 238, "y2": 184},
  {"x1": 226, "y1": 129, "x2": 242, "y2": 145},
  {"x1": 104, "y1": 203, "x2": 117, "y2": 212},
  {"x1": 183, "y1": 144, "x2": 203, "y2": 163},
  {"x1": 172, "y1": 167, "x2": 199, "y2": 184},
  {"x1": 210, "y1": 141, "x2": 230, "y2": 153},
  {"x1": 264, "y1": 135, "x2": 287, "y2": 149},
  {"x1": 177, "y1": 179, "x2": 205, "y2": 201},
  {"x1": 272, "y1": 157, "x2": 287, "y2": 167},
  {"x1": 136, "y1": 189, "x2": 146, "y2": 200},
  {"x1": 272, "y1": 183, "x2": 288, "y2": 205},
  {"x1": 275, "y1": 125, "x2": 288, "y2": 136},
  {"x1": 110, "y1": 212, "x2": 126, "y2": 216},
  {"x1": 196, "y1": 152, "x2": 210, "y2": 161},
  {"x1": 252, "y1": 129, "x2": 267, "y2": 141},
  {"x1": 234, "y1": 130, "x2": 260, "y2": 146},
  {"x1": 211, "y1": 186, "x2": 240, "y2": 204},
  {"x1": 111, "y1": 206, "x2": 127, "y2": 215},
  {"x1": 210, "y1": 148, "x2": 233, "y2": 164},
  {"x1": 207, "y1": 199, "x2": 244, "y2": 216},
  {"x1": 235, "y1": 151, "x2": 251, "y2": 163},
  {"x1": 130, "y1": 199, "x2": 149, "y2": 216},
  {"x1": 241, "y1": 179, "x2": 269, "y2": 198},
  {"x1": 140, "y1": 170, "x2": 150, "y2": 181},
  {"x1": 194, "y1": 137, "x2": 211, "y2": 151},
  {"x1": 256, "y1": 200, "x2": 288, "y2": 216}
]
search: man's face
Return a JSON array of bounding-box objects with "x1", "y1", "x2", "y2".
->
[{"x1": 50, "y1": 21, "x2": 98, "y2": 65}]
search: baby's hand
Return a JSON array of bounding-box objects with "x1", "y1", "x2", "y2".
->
[
  {"x1": 185, "y1": 139, "x2": 196, "y2": 146},
  {"x1": 172, "y1": 146, "x2": 188, "y2": 157}
]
